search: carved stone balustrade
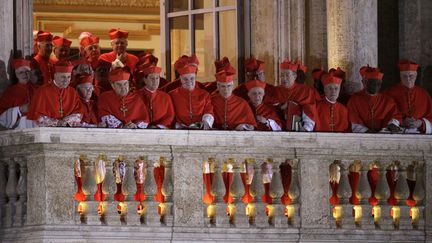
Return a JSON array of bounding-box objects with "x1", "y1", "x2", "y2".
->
[{"x1": 0, "y1": 128, "x2": 430, "y2": 242}]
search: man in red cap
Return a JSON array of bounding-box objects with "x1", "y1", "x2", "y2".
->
[
  {"x1": 138, "y1": 65, "x2": 175, "y2": 128},
  {"x1": 0, "y1": 59, "x2": 37, "y2": 129},
  {"x1": 276, "y1": 59, "x2": 317, "y2": 131},
  {"x1": 169, "y1": 63, "x2": 214, "y2": 129},
  {"x1": 315, "y1": 73, "x2": 349, "y2": 132},
  {"x1": 245, "y1": 79, "x2": 282, "y2": 131},
  {"x1": 161, "y1": 54, "x2": 205, "y2": 93},
  {"x1": 50, "y1": 36, "x2": 72, "y2": 65},
  {"x1": 98, "y1": 28, "x2": 139, "y2": 72},
  {"x1": 75, "y1": 74, "x2": 98, "y2": 127},
  {"x1": 385, "y1": 60, "x2": 432, "y2": 133},
  {"x1": 136, "y1": 52, "x2": 169, "y2": 89},
  {"x1": 27, "y1": 63, "x2": 83, "y2": 127},
  {"x1": 75, "y1": 35, "x2": 101, "y2": 71},
  {"x1": 98, "y1": 68, "x2": 149, "y2": 128},
  {"x1": 211, "y1": 70, "x2": 257, "y2": 130},
  {"x1": 233, "y1": 56, "x2": 279, "y2": 106},
  {"x1": 347, "y1": 67, "x2": 402, "y2": 133},
  {"x1": 202, "y1": 57, "x2": 234, "y2": 94},
  {"x1": 32, "y1": 30, "x2": 54, "y2": 85}
]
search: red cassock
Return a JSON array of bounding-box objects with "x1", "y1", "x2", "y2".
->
[
  {"x1": 140, "y1": 88, "x2": 175, "y2": 128},
  {"x1": 211, "y1": 93, "x2": 257, "y2": 130},
  {"x1": 276, "y1": 83, "x2": 317, "y2": 127},
  {"x1": 347, "y1": 90, "x2": 402, "y2": 131},
  {"x1": 202, "y1": 81, "x2": 218, "y2": 94},
  {"x1": 385, "y1": 84, "x2": 432, "y2": 133},
  {"x1": 0, "y1": 83, "x2": 37, "y2": 115},
  {"x1": 315, "y1": 99, "x2": 350, "y2": 132},
  {"x1": 32, "y1": 54, "x2": 53, "y2": 85},
  {"x1": 161, "y1": 78, "x2": 207, "y2": 93},
  {"x1": 169, "y1": 86, "x2": 213, "y2": 126},
  {"x1": 98, "y1": 51, "x2": 139, "y2": 72},
  {"x1": 97, "y1": 90, "x2": 149, "y2": 125},
  {"x1": 79, "y1": 99, "x2": 98, "y2": 125},
  {"x1": 234, "y1": 83, "x2": 280, "y2": 106},
  {"x1": 249, "y1": 103, "x2": 283, "y2": 131},
  {"x1": 27, "y1": 84, "x2": 83, "y2": 120}
]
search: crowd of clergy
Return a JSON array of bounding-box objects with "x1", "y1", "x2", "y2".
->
[{"x1": 1, "y1": 28, "x2": 431, "y2": 134}]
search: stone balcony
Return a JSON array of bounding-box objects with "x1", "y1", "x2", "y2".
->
[{"x1": 0, "y1": 128, "x2": 430, "y2": 242}]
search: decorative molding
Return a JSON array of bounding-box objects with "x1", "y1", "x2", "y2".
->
[{"x1": 34, "y1": 0, "x2": 159, "y2": 8}]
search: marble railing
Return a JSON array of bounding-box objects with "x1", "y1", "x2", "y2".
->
[{"x1": 0, "y1": 128, "x2": 430, "y2": 242}]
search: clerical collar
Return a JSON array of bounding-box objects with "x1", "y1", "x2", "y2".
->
[{"x1": 325, "y1": 97, "x2": 337, "y2": 104}]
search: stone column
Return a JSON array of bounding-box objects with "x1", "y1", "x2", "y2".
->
[
  {"x1": 327, "y1": 0, "x2": 378, "y2": 93},
  {"x1": 0, "y1": 0, "x2": 14, "y2": 92},
  {"x1": 15, "y1": 0, "x2": 33, "y2": 58},
  {"x1": 250, "y1": 0, "x2": 306, "y2": 85},
  {"x1": 305, "y1": 0, "x2": 327, "y2": 72}
]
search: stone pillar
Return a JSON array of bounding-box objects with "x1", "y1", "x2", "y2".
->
[
  {"x1": 0, "y1": 0, "x2": 14, "y2": 93},
  {"x1": 327, "y1": 0, "x2": 378, "y2": 93},
  {"x1": 305, "y1": 0, "x2": 327, "y2": 72},
  {"x1": 250, "y1": 0, "x2": 306, "y2": 85},
  {"x1": 15, "y1": 0, "x2": 33, "y2": 58}
]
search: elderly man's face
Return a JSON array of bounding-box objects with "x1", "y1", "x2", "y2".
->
[
  {"x1": 144, "y1": 73, "x2": 160, "y2": 92},
  {"x1": 364, "y1": 79, "x2": 382, "y2": 95},
  {"x1": 54, "y1": 45, "x2": 70, "y2": 61},
  {"x1": 53, "y1": 72, "x2": 72, "y2": 89},
  {"x1": 217, "y1": 81, "x2": 235, "y2": 99},
  {"x1": 180, "y1": 73, "x2": 196, "y2": 91},
  {"x1": 400, "y1": 71, "x2": 417, "y2": 89},
  {"x1": 38, "y1": 41, "x2": 53, "y2": 58},
  {"x1": 280, "y1": 69, "x2": 297, "y2": 88},
  {"x1": 256, "y1": 71, "x2": 265, "y2": 82},
  {"x1": 15, "y1": 66, "x2": 31, "y2": 84},
  {"x1": 83, "y1": 44, "x2": 101, "y2": 61},
  {"x1": 76, "y1": 83, "x2": 94, "y2": 101},
  {"x1": 248, "y1": 87, "x2": 265, "y2": 107},
  {"x1": 111, "y1": 38, "x2": 128, "y2": 55},
  {"x1": 246, "y1": 71, "x2": 255, "y2": 81},
  {"x1": 111, "y1": 80, "x2": 129, "y2": 97},
  {"x1": 324, "y1": 83, "x2": 341, "y2": 102}
]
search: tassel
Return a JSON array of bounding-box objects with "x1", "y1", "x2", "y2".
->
[
  {"x1": 262, "y1": 183, "x2": 272, "y2": 204},
  {"x1": 280, "y1": 163, "x2": 292, "y2": 205},
  {"x1": 154, "y1": 165, "x2": 165, "y2": 203},
  {"x1": 329, "y1": 181, "x2": 340, "y2": 205},
  {"x1": 367, "y1": 168, "x2": 379, "y2": 206},
  {"x1": 203, "y1": 173, "x2": 215, "y2": 204},
  {"x1": 94, "y1": 183, "x2": 106, "y2": 202},
  {"x1": 406, "y1": 179, "x2": 416, "y2": 207},
  {"x1": 348, "y1": 171, "x2": 360, "y2": 205},
  {"x1": 240, "y1": 172, "x2": 253, "y2": 204},
  {"x1": 222, "y1": 172, "x2": 234, "y2": 203}
]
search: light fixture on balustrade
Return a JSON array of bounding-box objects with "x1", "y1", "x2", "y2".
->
[
  {"x1": 203, "y1": 158, "x2": 215, "y2": 220},
  {"x1": 371, "y1": 205, "x2": 381, "y2": 227},
  {"x1": 410, "y1": 206, "x2": 420, "y2": 228},
  {"x1": 329, "y1": 160, "x2": 342, "y2": 227},
  {"x1": 348, "y1": 160, "x2": 362, "y2": 227},
  {"x1": 134, "y1": 157, "x2": 147, "y2": 217},
  {"x1": 74, "y1": 155, "x2": 87, "y2": 218},
  {"x1": 154, "y1": 157, "x2": 166, "y2": 217}
]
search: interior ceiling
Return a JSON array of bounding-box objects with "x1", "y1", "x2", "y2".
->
[{"x1": 33, "y1": 0, "x2": 161, "y2": 49}]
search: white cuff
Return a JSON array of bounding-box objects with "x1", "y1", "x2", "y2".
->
[
  {"x1": 156, "y1": 124, "x2": 167, "y2": 129},
  {"x1": 101, "y1": 115, "x2": 123, "y2": 128},
  {"x1": 202, "y1": 113, "x2": 214, "y2": 128},
  {"x1": 0, "y1": 106, "x2": 21, "y2": 128},
  {"x1": 302, "y1": 112, "x2": 315, "y2": 132},
  {"x1": 352, "y1": 123, "x2": 369, "y2": 133},
  {"x1": 267, "y1": 119, "x2": 282, "y2": 131},
  {"x1": 388, "y1": 118, "x2": 400, "y2": 127},
  {"x1": 422, "y1": 118, "x2": 432, "y2": 134},
  {"x1": 136, "y1": 121, "x2": 148, "y2": 129}
]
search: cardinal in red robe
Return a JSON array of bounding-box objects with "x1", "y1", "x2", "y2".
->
[
  {"x1": 98, "y1": 68, "x2": 149, "y2": 129},
  {"x1": 27, "y1": 63, "x2": 83, "y2": 127},
  {"x1": 347, "y1": 67, "x2": 402, "y2": 133},
  {"x1": 50, "y1": 36, "x2": 72, "y2": 65},
  {"x1": 211, "y1": 70, "x2": 257, "y2": 130},
  {"x1": 31, "y1": 31, "x2": 54, "y2": 85},
  {"x1": 385, "y1": 60, "x2": 432, "y2": 134},
  {"x1": 0, "y1": 59, "x2": 37, "y2": 129},
  {"x1": 276, "y1": 59, "x2": 317, "y2": 131},
  {"x1": 98, "y1": 28, "x2": 139, "y2": 73},
  {"x1": 315, "y1": 73, "x2": 350, "y2": 132},
  {"x1": 75, "y1": 74, "x2": 98, "y2": 127},
  {"x1": 138, "y1": 65, "x2": 175, "y2": 128},
  {"x1": 245, "y1": 79, "x2": 282, "y2": 131},
  {"x1": 169, "y1": 64, "x2": 214, "y2": 129}
]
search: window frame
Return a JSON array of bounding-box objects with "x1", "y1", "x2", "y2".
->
[{"x1": 160, "y1": 0, "x2": 247, "y2": 84}]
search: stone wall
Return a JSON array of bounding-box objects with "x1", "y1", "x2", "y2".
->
[{"x1": 0, "y1": 128, "x2": 430, "y2": 242}]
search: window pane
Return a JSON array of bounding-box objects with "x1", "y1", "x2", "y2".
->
[
  {"x1": 194, "y1": 0, "x2": 213, "y2": 9},
  {"x1": 195, "y1": 13, "x2": 215, "y2": 83},
  {"x1": 170, "y1": 16, "x2": 190, "y2": 80},
  {"x1": 219, "y1": 0, "x2": 236, "y2": 7},
  {"x1": 219, "y1": 10, "x2": 238, "y2": 84},
  {"x1": 169, "y1": 0, "x2": 188, "y2": 12}
]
